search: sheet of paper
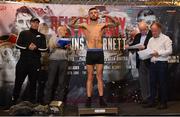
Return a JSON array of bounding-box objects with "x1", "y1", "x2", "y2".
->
[
  {"x1": 127, "y1": 43, "x2": 143, "y2": 49},
  {"x1": 138, "y1": 48, "x2": 154, "y2": 60}
]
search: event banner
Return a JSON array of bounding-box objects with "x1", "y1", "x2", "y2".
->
[{"x1": 0, "y1": 2, "x2": 180, "y2": 105}]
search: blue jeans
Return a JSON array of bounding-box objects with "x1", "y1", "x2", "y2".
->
[{"x1": 149, "y1": 61, "x2": 168, "y2": 104}]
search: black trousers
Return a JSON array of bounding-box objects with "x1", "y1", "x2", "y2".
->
[
  {"x1": 149, "y1": 61, "x2": 168, "y2": 104},
  {"x1": 44, "y1": 60, "x2": 68, "y2": 104},
  {"x1": 138, "y1": 60, "x2": 150, "y2": 101},
  {"x1": 37, "y1": 70, "x2": 48, "y2": 104},
  {"x1": 12, "y1": 57, "x2": 40, "y2": 103}
]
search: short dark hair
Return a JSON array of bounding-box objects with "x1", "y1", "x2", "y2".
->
[
  {"x1": 88, "y1": 7, "x2": 98, "y2": 13},
  {"x1": 151, "y1": 22, "x2": 162, "y2": 29},
  {"x1": 30, "y1": 17, "x2": 40, "y2": 23}
]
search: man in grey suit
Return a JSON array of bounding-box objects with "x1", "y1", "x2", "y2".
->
[{"x1": 128, "y1": 21, "x2": 152, "y2": 103}]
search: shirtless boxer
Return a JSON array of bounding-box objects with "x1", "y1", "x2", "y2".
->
[{"x1": 70, "y1": 7, "x2": 119, "y2": 107}]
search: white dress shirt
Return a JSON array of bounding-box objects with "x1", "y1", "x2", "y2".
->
[
  {"x1": 147, "y1": 33, "x2": 172, "y2": 62},
  {"x1": 140, "y1": 35, "x2": 147, "y2": 45}
]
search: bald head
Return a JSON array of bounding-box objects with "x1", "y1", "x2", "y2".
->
[
  {"x1": 138, "y1": 21, "x2": 148, "y2": 35},
  {"x1": 151, "y1": 22, "x2": 162, "y2": 38},
  {"x1": 57, "y1": 25, "x2": 68, "y2": 37}
]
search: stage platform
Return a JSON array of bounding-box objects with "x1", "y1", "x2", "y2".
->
[
  {"x1": 78, "y1": 103, "x2": 118, "y2": 115},
  {"x1": 1, "y1": 101, "x2": 180, "y2": 116}
]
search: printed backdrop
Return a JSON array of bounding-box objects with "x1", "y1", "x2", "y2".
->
[{"x1": 0, "y1": 2, "x2": 180, "y2": 105}]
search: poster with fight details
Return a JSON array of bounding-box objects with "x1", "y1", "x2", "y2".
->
[{"x1": 0, "y1": 2, "x2": 180, "y2": 105}]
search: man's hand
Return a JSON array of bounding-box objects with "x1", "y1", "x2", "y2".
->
[
  {"x1": 101, "y1": 14, "x2": 108, "y2": 18},
  {"x1": 102, "y1": 14, "x2": 120, "y2": 28},
  {"x1": 69, "y1": 17, "x2": 79, "y2": 26},
  {"x1": 82, "y1": 15, "x2": 89, "y2": 19},
  {"x1": 29, "y1": 43, "x2": 37, "y2": 50},
  {"x1": 68, "y1": 16, "x2": 88, "y2": 29},
  {"x1": 65, "y1": 44, "x2": 71, "y2": 49},
  {"x1": 69, "y1": 16, "x2": 87, "y2": 24},
  {"x1": 151, "y1": 50, "x2": 159, "y2": 57},
  {"x1": 138, "y1": 45, "x2": 145, "y2": 50},
  {"x1": 125, "y1": 44, "x2": 129, "y2": 49}
]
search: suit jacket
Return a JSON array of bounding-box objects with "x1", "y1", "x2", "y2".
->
[{"x1": 130, "y1": 30, "x2": 152, "y2": 69}]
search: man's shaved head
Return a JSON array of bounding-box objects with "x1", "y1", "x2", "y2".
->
[
  {"x1": 138, "y1": 21, "x2": 148, "y2": 30},
  {"x1": 138, "y1": 21, "x2": 148, "y2": 35}
]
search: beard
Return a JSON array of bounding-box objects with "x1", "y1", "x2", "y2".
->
[{"x1": 90, "y1": 17, "x2": 98, "y2": 21}]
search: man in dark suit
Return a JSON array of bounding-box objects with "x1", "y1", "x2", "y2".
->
[{"x1": 128, "y1": 21, "x2": 152, "y2": 103}]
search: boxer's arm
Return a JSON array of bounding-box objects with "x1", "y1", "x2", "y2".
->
[
  {"x1": 102, "y1": 15, "x2": 120, "y2": 28},
  {"x1": 68, "y1": 17, "x2": 87, "y2": 29}
]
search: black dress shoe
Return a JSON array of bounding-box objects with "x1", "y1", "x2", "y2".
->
[
  {"x1": 11, "y1": 97, "x2": 17, "y2": 106},
  {"x1": 85, "y1": 98, "x2": 91, "y2": 108},
  {"x1": 140, "y1": 100, "x2": 148, "y2": 104},
  {"x1": 142, "y1": 102, "x2": 156, "y2": 108},
  {"x1": 157, "y1": 103, "x2": 167, "y2": 110},
  {"x1": 99, "y1": 98, "x2": 107, "y2": 107}
]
